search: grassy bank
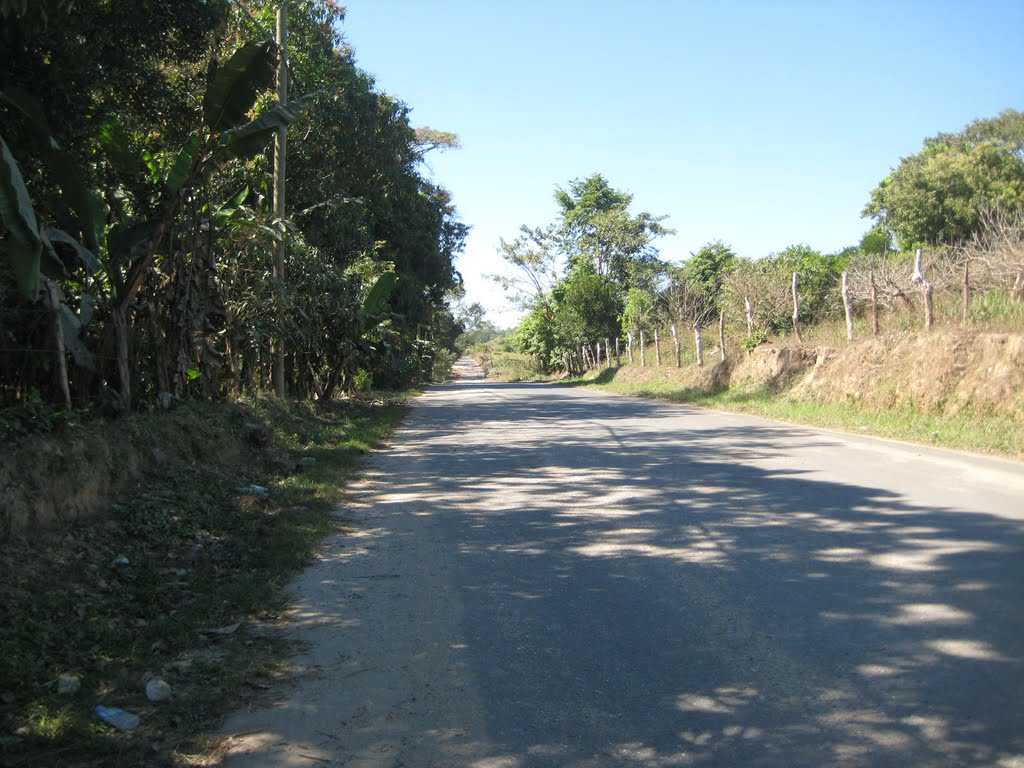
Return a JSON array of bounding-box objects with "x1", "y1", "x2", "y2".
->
[
  {"x1": 0, "y1": 393, "x2": 412, "y2": 767},
  {"x1": 575, "y1": 366, "x2": 1024, "y2": 460}
]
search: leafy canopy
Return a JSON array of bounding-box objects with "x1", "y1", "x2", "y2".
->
[{"x1": 863, "y1": 109, "x2": 1024, "y2": 248}]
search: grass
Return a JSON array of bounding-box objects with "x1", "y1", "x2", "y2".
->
[
  {"x1": 554, "y1": 289, "x2": 1024, "y2": 460},
  {"x1": 466, "y1": 341, "x2": 546, "y2": 382},
  {"x1": 0, "y1": 392, "x2": 413, "y2": 767}
]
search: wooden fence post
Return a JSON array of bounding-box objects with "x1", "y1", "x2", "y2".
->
[
  {"x1": 1013, "y1": 272, "x2": 1023, "y2": 302},
  {"x1": 605, "y1": 338, "x2": 611, "y2": 367},
  {"x1": 718, "y1": 310, "x2": 726, "y2": 361},
  {"x1": 841, "y1": 270, "x2": 854, "y2": 342},
  {"x1": 615, "y1": 337, "x2": 621, "y2": 366},
  {"x1": 671, "y1": 323, "x2": 681, "y2": 367},
  {"x1": 640, "y1": 330, "x2": 646, "y2": 367},
  {"x1": 627, "y1": 332, "x2": 633, "y2": 365},
  {"x1": 962, "y1": 263, "x2": 970, "y2": 325},
  {"x1": 654, "y1": 328, "x2": 661, "y2": 367},
  {"x1": 43, "y1": 280, "x2": 72, "y2": 410},
  {"x1": 869, "y1": 270, "x2": 879, "y2": 336},
  {"x1": 694, "y1": 324, "x2": 704, "y2": 367},
  {"x1": 791, "y1": 272, "x2": 802, "y2": 343},
  {"x1": 744, "y1": 296, "x2": 754, "y2": 336},
  {"x1": 912, "y1": 248, "x2": 933, "y2": 330}
]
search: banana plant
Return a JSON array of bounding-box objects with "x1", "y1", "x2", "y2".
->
[
  {"x1": 0, "y1": 38, "x2": 321, "y2": 408},
  {"x1": 362, "y1": 271, "x2": 399, "y2": 330}
]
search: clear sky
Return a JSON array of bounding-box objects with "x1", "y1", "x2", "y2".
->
[{"x1": 339, "y1": 1, "x2": 1024, "y2": 326}]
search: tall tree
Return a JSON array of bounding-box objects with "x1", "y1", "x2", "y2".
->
[
  {"x1": 863, "y1": 109, "x2": 1024, "y2": 248},
  {"x1": 554, "y1": 173, "x2": 672, "y2": 290}
]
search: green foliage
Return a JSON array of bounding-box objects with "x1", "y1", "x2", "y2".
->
[
  {"x1": 555, "y1": 173, "x2": 672, "y2": 289},
  {"x1": 681, "y1": 241, "x2": 736, "y2": 305},
  {"x1": 0, "y1": 135, "x2": 43, "y2": 299},
  {"x1": 0, "y1": 0, "x2": 467, "y2": 407},
  {"x1": 512, "y1": 302, "x2": 560, "y2": 372},
  {"x1": 499, "y1": 174, "x2": 670, "y2": 373},
  {"x1": 454, "y1": 303, "x2": 500, "y2": 351},
  {"x1": 203, "y1": 40, "x2": 279, "y2": 132},
  {"x1": 742, "y1": 329, "x2": 769, "y2": 350},
  {"x1": 864, "y1": 109, "x2": 1024, "y2": 247},
  {"x1": 772, "y1": 244, "x2": 845, "y2": 324},
  {"x1": 220, "y1": 92, "x2": 320, "y2": 160},
  {"x1": 362, "y1": 271, "x2": 398, "y2": 321},
  {"x1": 431, "y1": 347, "x2": 458, "y2": 382},
  {"x1": 0, "y1": 390, "x2": 78, "y2": 439},
  {"x1": 553, "y1": 266, "x2": 621, "y2": 346},
  {"x1": 352, "y1": 369, "x2": 372, "y2": 392},
  {"x1": 621, "y1": 287, "x2": 658, "y2": 333}
]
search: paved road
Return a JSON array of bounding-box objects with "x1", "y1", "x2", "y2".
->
[{"x1": 224, "y1": 360, "x2": 1024, "y2": 767}]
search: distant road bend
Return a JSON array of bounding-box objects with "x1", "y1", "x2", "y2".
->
[{"x1": 224, "y1": 357, "x2": 1024, "y2": 767}]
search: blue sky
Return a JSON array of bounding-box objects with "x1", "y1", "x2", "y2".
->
[{"x1": 339, "y1": 1, "x2": 1023, "y2": 325}]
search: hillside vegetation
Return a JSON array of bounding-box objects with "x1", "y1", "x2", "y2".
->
[{"x1": 571, "y1": 328, "x2": 1024, "y2": 460}]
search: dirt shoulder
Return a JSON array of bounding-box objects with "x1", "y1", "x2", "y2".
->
[
  {"x1": 584, "y1": 330, "x2": 1024, "y2": 458},
  {"x1": 0, "y1": 396, "x2": 409, "y2": 767}
]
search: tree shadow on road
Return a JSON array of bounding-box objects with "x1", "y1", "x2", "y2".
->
[{"x1": 237, "y1": 381, "x2": 1024, "y2": 767}]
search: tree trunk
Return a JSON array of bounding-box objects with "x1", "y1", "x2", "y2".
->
[
  {"x1": 870, "y1": 270, "x2": 879, "y2": 336},
  {"x1": 113, "y1": 309, "x2": 131, "y2": 411},
  {"x1": 841, "y1": 270, "x2": 854, "y2": 342},
  {"x1": 694, "y1": 324, "x2": 704, "y2": 367},
  {"x1": 654, "y1": 328, "x2": 661, "y2": 366},
  {"x1": 671, "y1": 323, "x2": 681, "y2": 367},
  {"x1": 791, "y1": 271, "x2": 802, "y2": 343},
  {"x1": 640, "y1": 330, "x2": 646, "y2": 367}
]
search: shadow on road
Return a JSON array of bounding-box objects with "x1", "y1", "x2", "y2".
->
[{"x1": 268, "y1": 380, "x2": 1024, "y2": 766}]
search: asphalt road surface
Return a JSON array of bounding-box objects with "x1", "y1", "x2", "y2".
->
[{"x1": 223, "y1": 358, "x2": 1024, "y2": 767}]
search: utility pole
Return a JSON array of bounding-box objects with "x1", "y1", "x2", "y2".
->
[{"x1": 272, "y1": 5, "x2": 287, "y2": 397}]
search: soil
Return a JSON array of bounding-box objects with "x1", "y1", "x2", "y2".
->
[
  {"x1": 789, "y1": 330, "x2": 1024, "y2": 417},
  {"x1": 611, "y1": 330, "x2": 1024, "y2": 420}
]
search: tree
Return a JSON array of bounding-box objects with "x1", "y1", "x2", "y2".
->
[
  {"x1": 0, "y1": 0, "x2": 469, "y2": 408},
  {"x1": 498, "y1": 174, "x2": 671, "y2": 374},
  {"x1": 455, "y1": 302, "x2": 500, "y2": 350},
  {"x1": 678, "y1": 240, "x2": 736, "y2": 316},
  {"x1": 621, "y1": 286, "x2": 659, "y2": 333},
  {"x1": 552, "y1": 266, "x2": 620, "y2": 352},
  {"x1": 864, "y1": 109, "x2": 1024, "y2": 248},
  {"x1": 493, "y1": 225, "x2": 559, "y2": 308},
  {"x1": 554, "y1": 173, "x2": 672, "y2": 291}
]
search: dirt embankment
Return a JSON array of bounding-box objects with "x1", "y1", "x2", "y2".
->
[
  {"x1": 0, "y1": 402, "x2": 273, "y2": 538},
  {"x1": 787, "y1": 332, "x2": 1024, "y2": 417},
  {"x1": 611, "y1": 330, "x2": 1024, "y2": 420}
]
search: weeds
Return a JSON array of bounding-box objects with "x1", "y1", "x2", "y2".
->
[{"x1": 0, "y1": 393, "x2": 412, "y2": 767}]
